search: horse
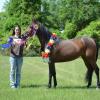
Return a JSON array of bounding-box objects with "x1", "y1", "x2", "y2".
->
[{"x1": 29, "y1": 19, "x2": 100, "y2": 89}]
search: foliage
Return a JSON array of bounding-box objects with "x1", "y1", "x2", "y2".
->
[
  {"x1": 64, "y1": 22, "x2": 77, "y2": 39},
  {"x1": 59, "y1": 0, "x2": 100, "y2": 29},
  {"x1": 77, "y1": 19, "x2": 100, "y2": 37},
  {"x1": 0, "y1": 0, "x2": 100, "y2": 56},
  {"x1": 24, "y1": 36, "x2": 41, "y2": 56},
  {"x1": 77, "y1": 19, "x2": 100, "y2": 45},
  {"x1": 0, "y1": 12, "x2": 7, "y2": 34}
]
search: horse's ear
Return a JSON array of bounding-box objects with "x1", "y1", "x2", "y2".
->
[{"x1": 32, "y1": 17, "x2": 39, "y2": 24}]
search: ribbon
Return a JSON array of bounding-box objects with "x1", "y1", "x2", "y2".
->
[{"x1": 0, "y1": 37, "x2": 13, "y2": 49}]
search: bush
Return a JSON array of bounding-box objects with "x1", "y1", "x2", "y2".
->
[
  {"x1": 24, "y1": 47, "x2": 40, "y2": 57},
  {"x1": 77, "y1": 19, "x2": 100, "y2": 45},
  {"x1": 24, "y1": 36, "x2": 41, "y2": 56},
  {"x1": 64, "y1": 22, "x2": 77, "y2": 39},
  {"x1": 4, "y1": 17, "x2": 20, "y2": 31},
  {"x1": 3, "y1": 14, "x2": 32, "y2": 32},
  {"x1": 77, "y1": 19, "x2": 100, "y2": 37}
]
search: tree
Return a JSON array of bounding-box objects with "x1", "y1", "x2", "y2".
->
[
  {"x1": 58, "y1": 0, "x2": 100, "y2": 38},
  {"x1": 3, "y1": 0, "x2": 42, "y2": 31}
]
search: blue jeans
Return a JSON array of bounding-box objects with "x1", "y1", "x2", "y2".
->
[{"x1": 9, "y1": 57, "x2": 23, "y2": 88}]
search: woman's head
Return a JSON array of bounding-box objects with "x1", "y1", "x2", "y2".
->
[{"x1": 12, "y1": 25, "x2": 21, "y2": 36}]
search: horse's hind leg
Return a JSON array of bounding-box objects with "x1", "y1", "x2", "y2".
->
[
  {"x1": 82, "y1": 56, "x2": 94, "y2": 88},
  {"x1": 86, "y1": 66, "x2": 94, "y2": 88},
  {"x1": 86, "y1": 59, "x2": 100, "y2": 88},
  {"x1": 48, "y1": 62, "x2": 57, "y2": 88},
  {"x1": 94, "y1": 64, "x2": 100, "y2": 88}
]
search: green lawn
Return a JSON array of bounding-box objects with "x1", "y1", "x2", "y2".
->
[{"x1": 0, "y1": 56, "x2": 100, "y2": 100}]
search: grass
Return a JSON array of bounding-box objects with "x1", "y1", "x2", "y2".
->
[{"x1": 0, "y1": 56, "x2": 100, "y2": 100}]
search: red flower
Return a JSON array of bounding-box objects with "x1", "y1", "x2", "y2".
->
[
  {"x1": 52, "y1": 33, "x2": 56, "y2": 37},
  {"x1": 48, "y1": 42, "x2": 53, "y2": 46},
  {"x1": 41, "y1": 52, "x2": 49, "y2": 58},
  {"x1": 44, "y1": 53, "x2": 49, "y2": 58}
]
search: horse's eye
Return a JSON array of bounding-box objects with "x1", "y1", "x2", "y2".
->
[
  {"x1": 30, "y1": 25, "x2": 33, "y2": 29},
  {"x1": 34, "y1": 25, "x2": 38, "y2": 29}
]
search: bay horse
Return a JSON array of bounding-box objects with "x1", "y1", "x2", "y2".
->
[{"x1": 29, "y1": 19, "x2": 100, "y2": 89}]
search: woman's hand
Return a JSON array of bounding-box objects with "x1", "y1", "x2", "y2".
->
[{"x1": 13, "y1": 39, "x2": 25, "y2": 45}]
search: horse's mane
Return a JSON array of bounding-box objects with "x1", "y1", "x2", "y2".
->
[{"x1": 37, "y1": 23, "x2": 52, "y2": 42}]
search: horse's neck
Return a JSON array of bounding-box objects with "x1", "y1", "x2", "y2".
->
[{"x1": 37, "y1": 26, "x2": 51, "y2": 51}]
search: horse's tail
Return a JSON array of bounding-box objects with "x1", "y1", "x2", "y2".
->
[
  {"x1": 94, "y1": 39, "x2": 99, "y2": 61},
  {"x1": 96, "y1": 45, "x2": 99, "y2": 61}
]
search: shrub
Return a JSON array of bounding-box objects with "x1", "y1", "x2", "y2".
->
[
  {"x1": 64, "y1": 22, "x2": 77, "y2": 39},
  {"x1": 77, "y1": 19, "x2": 100, "y2": 37},
  {"x1": 24, "y1": 36, "x2": 41, "y2": 56}
]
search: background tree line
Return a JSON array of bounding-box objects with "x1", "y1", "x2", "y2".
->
[{"x1": 0, "y1": 0, "x2": 100, "y2": 56}]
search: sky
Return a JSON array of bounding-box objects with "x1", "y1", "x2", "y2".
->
[{"x1": 0, "y1": 0, "x2": 8, "y2": 12}]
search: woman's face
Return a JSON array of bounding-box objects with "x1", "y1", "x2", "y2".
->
[{"x1": 15, "y1": 26, "x2": 20, "y2": 36}]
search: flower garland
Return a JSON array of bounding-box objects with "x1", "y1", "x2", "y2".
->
[{"x1": 41, "y1": 33, "x2": 57, "y2": 61}]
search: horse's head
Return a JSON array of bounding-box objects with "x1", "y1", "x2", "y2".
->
[
  {"x1": 28, "y1": 19, "x2": 39, "y2": 37},
  {"x1": 27, "y1": 24, "x2": 38, "y2": 37},
  {"x1": 29, "y1": 19, "x2": 46, "y2": 51}
]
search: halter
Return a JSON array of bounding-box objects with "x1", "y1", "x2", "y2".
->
[{"x1": 30, "y1": 23, "x2": 39, "y2": 36}]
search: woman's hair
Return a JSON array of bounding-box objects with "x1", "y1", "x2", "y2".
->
[{"x1": 12, "y1": 25, "x2": 21, "y2": 36}]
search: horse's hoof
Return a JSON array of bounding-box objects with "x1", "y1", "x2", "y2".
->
[
  {"x1": 54, "y1": 83, "x2": 57, "y2": 88},
  {"x1": 96, "y1": 87, "x2": 100, "y2": 90},
  {"x1": 96, "y1": 85, "x2": 100, "y2": 89},
  {"x1": 87, "y1": 85, "x2": 90, "y2": 88},
  {"x1": 54, "y1": 85, "x2": 56, "y2": 88},
  {"x1": 96, "y1": 85, "x2": 100, "y2": 90},
  {"x1": 48, "y1": 84, "x2": 51, "y2": 88},
  {"x1": 86, "y1": 83, "x2": 91, "y2": 88}
]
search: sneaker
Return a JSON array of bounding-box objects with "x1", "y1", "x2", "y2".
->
[{"x1": 11, "y1": 86, "x2": 16, "y2": 89}]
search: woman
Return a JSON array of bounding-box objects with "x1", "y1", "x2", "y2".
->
[{"x1": 9, "y1": 25, "x2": 25, "y2": 88}]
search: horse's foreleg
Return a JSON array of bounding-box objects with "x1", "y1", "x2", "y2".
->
[
  {"x1": 48, "y1": 62, "x2": 57, "y2": 88},
  {"x1": 52, "y1": 64, "x2": 57, "y2": 88},
  {"x1": 48, "y1": 72, "x2": 52, "y2": 88}
]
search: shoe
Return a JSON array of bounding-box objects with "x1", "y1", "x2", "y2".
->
[{"x1": 11, "y1": 86, "x2": 16, "y2": 89}]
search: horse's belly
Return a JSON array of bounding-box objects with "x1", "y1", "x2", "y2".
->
[
  {"x1": 53, "y1": 54, "x2": 80, "y2": 62},
  {"x1": 52, "y1": 49, "x2": 81, "y2": 62}
]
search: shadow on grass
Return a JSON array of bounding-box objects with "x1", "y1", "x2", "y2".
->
[
  {"x1": 21, "y1": 84, "x2": 96, "y2": 89},
  {"x1": 21, "y1": 84, "x2": 47, "y2": 88},
  {"x1": 56, "y1": 85, "x2": 96, "y2": 89}
]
